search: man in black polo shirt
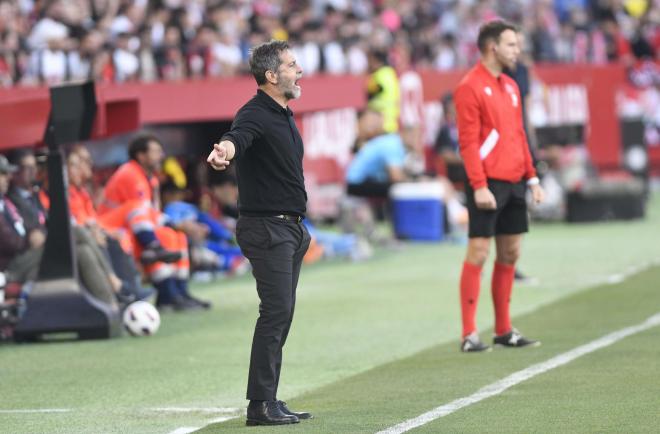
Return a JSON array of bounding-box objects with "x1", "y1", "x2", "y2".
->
[{"x1": 207, "y1": 40, "x2": 312, "y2": 426}]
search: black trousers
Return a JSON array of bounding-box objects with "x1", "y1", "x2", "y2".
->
[
  {"x1": 236, "y1": 216, "x2": 311, "y2": 401},
  {"x1": 347, "y1": 181, "x2": 392, "y2": 199}
]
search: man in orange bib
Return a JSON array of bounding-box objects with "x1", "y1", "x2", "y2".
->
[{"x1": 99, "y1": 135, "x2": 209, "y2": 310}]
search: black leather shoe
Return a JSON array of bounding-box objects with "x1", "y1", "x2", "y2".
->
[
  {"x1": 278, "y1": 400, "x2": 312, "y2": 420},
  {"x1": 493, "y1": 328, "x2": 541, "y2": 348},
  {"x1": 246, "y1": 400, "x2": 299, "y2": 426}
]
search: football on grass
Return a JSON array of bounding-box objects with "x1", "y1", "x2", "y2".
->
[{"x1": 123, "y1": 301, "x2": 161, "y2": 336}]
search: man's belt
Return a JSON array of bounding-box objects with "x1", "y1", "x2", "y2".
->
[{"x1": 274, "y1": 214, "x2": 303, "y2": 223}]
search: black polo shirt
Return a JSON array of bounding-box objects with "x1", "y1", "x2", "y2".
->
[{"x1": 221, "y1": 89, "x2": 307, "y2": 217}]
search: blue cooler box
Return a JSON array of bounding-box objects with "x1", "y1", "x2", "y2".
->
[{"x1": 390, "y1": 182, "x2": 445, "y2": 241}]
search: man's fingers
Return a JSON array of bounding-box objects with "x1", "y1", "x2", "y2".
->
[
  {"x1": 207, "y1": 149, "x2": 219, "y2": 161},
  {"x1": 207, "y1": 148, "x2": 230, "y2": 170},
  {"x1": 210, "y1": 157, "x2": 227, "y2": 166},
  {"x1": 531, "y1": 187, "x2": 545, "y2": 204},
  {"x1": 209, "y1": 159, "x2": 229, "y2": 171},
  {"x1": 477, "y1": 198, "x2": 496, "y2": 210}
]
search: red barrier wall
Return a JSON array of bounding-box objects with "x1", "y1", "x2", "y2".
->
[
  {"x1": 0, "y1": 75, "x2": 365, "y2": 151},
  {"x1": 0, "y1": 66, "x2": 627, "y2": 173}
]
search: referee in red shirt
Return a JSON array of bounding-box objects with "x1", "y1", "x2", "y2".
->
[{"x1": 454, "y1": 21, "x2": 545, "y2": 352}]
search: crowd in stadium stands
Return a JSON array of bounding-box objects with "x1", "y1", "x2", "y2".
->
[{"x1": 0, "y1": 0, "x2": 658, "y2": 87}]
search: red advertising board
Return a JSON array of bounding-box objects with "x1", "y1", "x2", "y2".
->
[{"x1": 0, "y1": 65, "x2": 645, "y2": 177}]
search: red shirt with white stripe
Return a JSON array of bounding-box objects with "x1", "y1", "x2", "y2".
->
[{"x1": 454, "y1": 62, "x2": 536, "y2": 190}]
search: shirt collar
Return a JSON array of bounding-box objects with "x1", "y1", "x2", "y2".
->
[
  {"x1": 128, "y1": 160, "x2": 151, "y2": 179},
  {"x1": 476, "y1": 62, "x2": 503, "y2": 86},
  {"x1": 257, "y1": 89, "x2": 294, "y2": 116}
]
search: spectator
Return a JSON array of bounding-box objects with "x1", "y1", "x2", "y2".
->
[
  {"x1": 0, "y1": 155, "x2": 27, "y2": 273},
  {"x1": 67, "y1": 150, "x2": 154, "y2": 304},
  {"x1": 156, "y1": 24, "x2": 187, "y2": 80},
  {"x1": 345, "y1": 39, "x2": 368, "y2": 75},
  {"x1": 72, "y1": 29, "x2": 106, "y2": 81},
  {"x1": 161, "y1": 180, "x2": 248, "y2": 275},
  {"x1": 200, "y1": 167, "x2": 240, "y2": 226},
  {"x1": 434, "y1": 93, "x2": 466, "y2": 186},
  {"x1": 4, "y1": 150, "x2": 119, "y2": 309},
  {"x1": 211, "y1": 28, "x2": 243, "y2": 77},
  {"x1": 98, "y1": 134, "x2": 210, "y2": 311},
  {"x1": 137, "y1": 27, "x2": 158, "y2": 82},
  {"x1": 109, "y1": 2, "x2": 145, "y2": 38},
  {"x1": 366, "y1": 48, "x2": 400, "y2": 134},
  {"x1": 27, "y1": 1, "x2": 70, "y2": 52},
  {"x1": 0, "y1": 152, "x2": 43, "y2": 305},
  {"x1": 7, "y1": 149, "x2": 46, "y2": 233},
  {"x1": 292, "y1": 22, "x2": 323, "y2": 75},
  {"x1": 187, "y1": 24, "x2": 214, "y2": 78},
  {"x1": 303, "y1": 219, "x2": 373, "y2": 263},
  {"x1": 504, "y1": 29, "x2": 538, "y2": 156},
  {"x1": 434, "y1": 33, "x2": 460, "y2": 71},
  {"x1": 112, "y1": 32, "x2": 139, "y2": 82},
  {"x1": 319, "y1": 24, "x2": 347, "y2": 74},
  {"x1": 346, "y1": 109, "x2": 406, "y2": 199},
  {"x1": 0, "y1": 0, "x2": 657, "y2": 88}
]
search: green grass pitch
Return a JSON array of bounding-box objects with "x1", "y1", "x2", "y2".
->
[{"x1": 2, "y1": 194, "x2": 659, "y2": 433}]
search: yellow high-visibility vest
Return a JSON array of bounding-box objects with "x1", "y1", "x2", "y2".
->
[{"x1": 367, "y1": 66, "x2": 401, "y2": 133}]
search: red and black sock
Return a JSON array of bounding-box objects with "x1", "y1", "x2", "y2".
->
[
  {"x1": 492, "y1": 261, "x2": 515, "y2": 336},
  {"x1": 460, "y1": 261, "x2": 482, "y2": 338}
]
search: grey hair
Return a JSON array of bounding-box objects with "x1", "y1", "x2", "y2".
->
[{"x1": 249, "y1": 40, "x2": 290, "y2": 85}]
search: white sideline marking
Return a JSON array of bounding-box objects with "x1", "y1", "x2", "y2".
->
[
  {"x1": 163, "y1": 409, "x2": 242, "y2": 434},
  {"x1": 168, "y1": 428, "x2": 198, "y2": 434},
  {"x1": 0, "y1": 409, "x2": 71, "y2": 414},
  {"x1": 166, "y1": 416, "x2": 237, "y2": 434},
  {"x1": 602, "y1": 259, "x2": 660, "y2": 286},
  {"x1": 377, "y1": 312, "x2": 660, "y2": 434},
  {"x1": 149, "y1": 407, "x2": 240, "y2": 414}
]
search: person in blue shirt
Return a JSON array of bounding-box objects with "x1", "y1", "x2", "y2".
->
[
  {"x1": 161, "y1": 181, "x2": 245, "y2": 273},
  {"x1": 346, "y1": 109, "x2": 407, "y2": 198}
]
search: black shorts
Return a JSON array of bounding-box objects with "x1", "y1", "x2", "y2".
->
[{"x1": 466, "y1": 179, "x2": 528, "y2": 238}]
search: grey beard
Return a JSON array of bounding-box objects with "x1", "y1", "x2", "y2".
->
[{"x1": 284, "y1": 88, "x2": 301, "y2": 100}]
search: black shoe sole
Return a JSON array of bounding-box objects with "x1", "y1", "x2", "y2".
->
[
  {"x1": 460, "y1": 346, "x2": 493, "y2": 353},
  {"x1": 493, "y1": 341, "x2": 542, "y2": 348},
  {"x1": 284, "y1": 413, "x2": 313, "y2": 420},
  {"x1": 246, "y1": 419, "x2": 300, "y2": 426}
]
